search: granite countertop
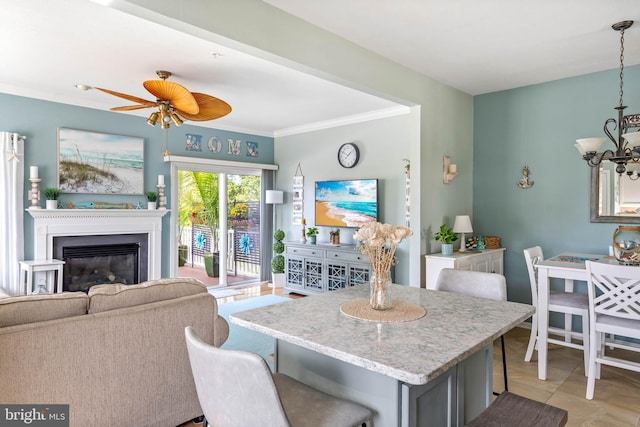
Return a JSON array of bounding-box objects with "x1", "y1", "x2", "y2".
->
[{"x1": 231, "y1": 284, "x2": 534, "y2": 385}]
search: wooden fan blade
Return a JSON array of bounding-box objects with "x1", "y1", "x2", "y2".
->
[
  {"x1": 143, "y1": 80, "x2": 199, "y2": 115},
  {"x1": 176, "y1": 93, "x2": 232, "y2": 121},
  {"x1": 95, "y1": 87, "x2": 156, "y2": 106},
  {"x1": 111, "y1": 105, "x2": 155, "y2": 111}
]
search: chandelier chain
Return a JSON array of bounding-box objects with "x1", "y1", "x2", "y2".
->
[{"x1": 619, "y1": 27, "x2": 625, "y2": 107}]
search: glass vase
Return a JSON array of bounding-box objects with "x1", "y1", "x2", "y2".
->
[
  {"x1": 612, "y1": 225, "x2": 640, "y2": 265},
  {"x1": 370, "y1": 271, "x2": 392, "y2": 310}
]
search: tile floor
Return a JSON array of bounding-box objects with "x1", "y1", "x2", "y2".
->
[{"x1": 495, "y1": 327, "x2": 640, "y2": 427}]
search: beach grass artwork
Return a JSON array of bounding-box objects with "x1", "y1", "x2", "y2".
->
[
  {"x1": 315, "y1": 179, "x2": 378, "y2": 228},
  {"x1": 58, "y1": 128, "x2": 144, "y2": 195}
]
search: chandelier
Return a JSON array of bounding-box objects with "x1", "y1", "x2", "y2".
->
[{"x1": 576, "y1": 20, "x2": 640, "y2": 176}]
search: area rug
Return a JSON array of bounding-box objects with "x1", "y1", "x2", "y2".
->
[
  {"x1": 218, "y1": 295, "x2": 290, "y2": 370},
  {"x1": 208, "y1": 287, "x2": 242, "y2": 299}
]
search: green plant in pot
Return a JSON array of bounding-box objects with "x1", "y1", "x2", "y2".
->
[
  {"x1": 271, "y1": 229, "x2": 286, "y2": 289},
  {"x1": 146, "y1": 191, "x2": 158, "y2": 209},
  {"x1": 177, "y1": 226, "x2": 188, "y2": 267},
  {"x1": 306, "y1": 227, "x2": 319, "y2": 244},
  {"x1": 190, "y1": 172, "x2": 220, "y2": 278},
  {"x1": 44, "y1": 188, "x2": 60, "y2": 209},
  {"x1": 434, "y1": 224, "x2": 458, "y2": 255}
]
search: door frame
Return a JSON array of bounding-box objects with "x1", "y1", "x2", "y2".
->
[{"x1": 165, "y1": 155, "x2": 278, "y2": 282}]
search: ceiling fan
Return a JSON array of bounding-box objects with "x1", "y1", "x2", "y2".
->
[{"x1": 95, "y1": 70, "x2": 231, "y2": 128}]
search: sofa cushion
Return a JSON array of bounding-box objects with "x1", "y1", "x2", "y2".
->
[
  {"x1": 0, "y1": 292, "x2": 89, "y2": 327},
  {"x1": 87, "y1": 277, "x2": 207, "y2": 314}
]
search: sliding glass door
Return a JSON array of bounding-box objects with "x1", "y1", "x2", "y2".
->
[{"x1": 175, "y1": 166, "x2": 264, "y2": 287}]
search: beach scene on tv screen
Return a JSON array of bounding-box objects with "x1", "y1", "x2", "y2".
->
[{"x1": 315, "y1": 180, "x2": 377, "y2": 227}]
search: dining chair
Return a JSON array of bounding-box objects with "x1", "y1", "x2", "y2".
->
[
  {"x1": 184, "y1": 326, "x2": 372, "y2": 427},
  {"x1": 584, "y1": 261, "x2": 640, "y2": 400},
  {"x1": 434, "y1": 268, "x2": 509, "y2": 394},
  {"x1": 523, "y1": 246, "x2": 590, "y2": 373}
]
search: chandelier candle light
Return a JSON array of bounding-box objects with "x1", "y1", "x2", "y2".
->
[
  {"x1": 576, "y1": 20, "x2": 640, "y2": 176},
  {"x1": 354, "y1": 222, "x2": 413, "y2": 310}
]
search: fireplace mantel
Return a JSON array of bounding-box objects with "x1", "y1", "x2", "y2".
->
[
  {"x1": 27, "y1": 209, "x2": 169, "y2": 219},
  {"x1": 28, "y1": 209, "x2": 169, "y2": 281}
]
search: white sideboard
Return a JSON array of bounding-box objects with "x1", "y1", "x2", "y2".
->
[{"x1": 424, "y1": 248, "x2": 505, "y2": 290}]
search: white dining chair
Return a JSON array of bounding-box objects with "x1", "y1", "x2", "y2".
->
[
  {"x1": 585, "y1": 261, "x2": 640, "y2": 400},
  {"x1": 435, "y1": 268, "x2": 509, "y2": 394},
  {"x1": 523, "y1": 246, "x2": 590, "y2": 373}
]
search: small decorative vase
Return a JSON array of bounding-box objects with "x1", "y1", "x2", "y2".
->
[
  {"x1": 441, "y1": 243, "x2": 454, "y2": 256},
  {"x1": 46, "y1": 200, "x2": 58, "y2": 209},
  {"x1": 148, "y1": 202, "x2": 157, "y2": 210},
  {"x1": 370, "y1": 271, "x2": 392, "y2": 310},
  {"x1": 612, "y1": 225, "x2": 640, "y2": 265},
  {"x1": 309, "y1": 235, "x2": 317, "y2": 244}
]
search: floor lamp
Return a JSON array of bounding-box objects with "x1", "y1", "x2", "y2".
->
[
  {"x1": 265, "y1": 190, "x2": 284, "y2": 233},
  {"x1": 266, "y1": 190, "x2": 283, "y2": 293}
]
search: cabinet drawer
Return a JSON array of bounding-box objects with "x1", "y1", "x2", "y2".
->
[
  {"x1": 286, "y1": 246, "x2": 324, "y2": 257},
  {"x1": 326, "y1": 250, "x2": 368, "y2": 263}
]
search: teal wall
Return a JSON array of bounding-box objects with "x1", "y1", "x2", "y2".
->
[
  {"x1": 474, "y1": 64, "x2": 640, "y2": 305},
  {"x1": 0, "y1": 93, "x2": 274, "y2": 276}
]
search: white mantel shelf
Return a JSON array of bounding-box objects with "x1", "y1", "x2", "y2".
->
[
  {"x1": 28, "y1": 209, "x2": 169, "y2": 282},
  {"x1": 27, "y1": 209, "x2": 170, "y2": 219}
]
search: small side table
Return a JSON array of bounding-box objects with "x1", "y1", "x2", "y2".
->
[{"x1": 19, "y1": 259, "x2": 65, "y2": 295}]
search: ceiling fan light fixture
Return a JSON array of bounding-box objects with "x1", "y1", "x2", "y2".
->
[
  {"x1": 170, "y1": 112, "x2": 183, "y2": 126},
  {"x1": 93, "y1": 70, "x2": 230, "y2": 129},
  {"x1": 147, "y1": 112, "x2": 159, "y2": 126}
]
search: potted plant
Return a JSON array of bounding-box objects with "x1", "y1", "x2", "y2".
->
[
  {"x1": 44, "y1": 188, "x2": 60, "y2": 209},
  {"x1": 330, "y1": 228, "x2": 340, "y2": 245},
  {"x1": 434, "y1": 224, "x2": 458, "y2": 255},
  {"x1": 177, "y1": 225, "x2": 188, "y2": 267},
  {"x1": 271, "y1": 229, "x2": 286, "y2": 289},
  {"x1": 306, "y1": 227, "x2": 319, "y2": 244},
  {"x1": 146, "y1": 191, "x2": 158, "y2": 209},
  {"x1": 190, "y1": 172, "x2": 220, "y2": 278}
]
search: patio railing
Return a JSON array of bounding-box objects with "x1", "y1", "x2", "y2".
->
[{"x1": 180, "y1": 226, "x2": 260, "y2": 278}]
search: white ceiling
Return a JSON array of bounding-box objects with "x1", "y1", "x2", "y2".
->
[{"x1": 1, "y1": 0, "x2": 640, "y2": 137}]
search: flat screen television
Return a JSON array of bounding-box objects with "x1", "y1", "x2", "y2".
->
[{"x1": 314, "y1": 179, "x2": 378, "y2": 228}]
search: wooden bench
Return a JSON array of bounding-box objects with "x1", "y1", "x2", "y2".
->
[{"x1": 466, "y1": 392, "x2": 568, "y2": 427}]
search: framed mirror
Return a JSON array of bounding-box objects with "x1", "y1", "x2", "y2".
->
[{"x1": 591, "y1": 161, "x2": 640, "y2": 223}]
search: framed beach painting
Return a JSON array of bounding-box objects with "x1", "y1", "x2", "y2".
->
[{"x1": 57, "y1": 128, "x2": 144, "y2": 195}]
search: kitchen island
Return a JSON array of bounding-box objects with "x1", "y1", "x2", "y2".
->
[{"x1": 231, "y1": 284, "x2": 534, "y2": 426}]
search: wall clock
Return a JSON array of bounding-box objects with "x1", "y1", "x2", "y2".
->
[{"x1": 337, "y1": 142, "x2": 360, "y2": 168}]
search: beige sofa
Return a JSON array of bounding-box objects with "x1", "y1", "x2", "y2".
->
[{"x1": 0, "y1": 277, "x2": 229, "y2": 427}]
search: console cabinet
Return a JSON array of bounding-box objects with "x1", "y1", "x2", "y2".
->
[
  {"x1": 285, "y1": 242, "x2": 371, "y2": 295},
  {"x1": 424, "y1": 248, "x2": 505, "y2": 290}
]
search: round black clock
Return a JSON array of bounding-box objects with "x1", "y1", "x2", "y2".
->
[{"x1": 338, "y1": 142, "x2": 360, "y2": 168}]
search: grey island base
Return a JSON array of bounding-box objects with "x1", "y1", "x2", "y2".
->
[{"x1": 231, "y1": 284, "x2": 534, "y2": 427}]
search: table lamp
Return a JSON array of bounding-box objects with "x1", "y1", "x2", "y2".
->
[{"x1": 453, "y1": 215, "x2": 473, "y2": 252}]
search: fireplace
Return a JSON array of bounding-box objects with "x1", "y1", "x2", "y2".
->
[
  {"x1": 53, "y1": 234, "x2": 149, "y2": 292},
  {"x1": 28, "y1": 209, "x2": 167, "y2": 292}
]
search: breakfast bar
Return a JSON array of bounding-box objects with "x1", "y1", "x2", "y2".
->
[{"x1": 231, "y1": 284, "x2": 534, "y2": 426}]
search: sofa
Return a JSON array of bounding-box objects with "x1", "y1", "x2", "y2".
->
[{"x1": 0, "y1": 277, "x2": 229, "y2": 427}]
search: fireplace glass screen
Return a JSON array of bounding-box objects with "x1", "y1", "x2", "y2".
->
[{"x1": 54, "y1": 234, "x2": 148, "y2": 293}]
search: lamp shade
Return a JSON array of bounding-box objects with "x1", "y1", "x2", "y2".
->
[
  {"x1": 453, "y1": 215, "x2": 473, "y2": 233},
  {"x1": 265, "y1": 190, "x2": 283, "y2": 205}
]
